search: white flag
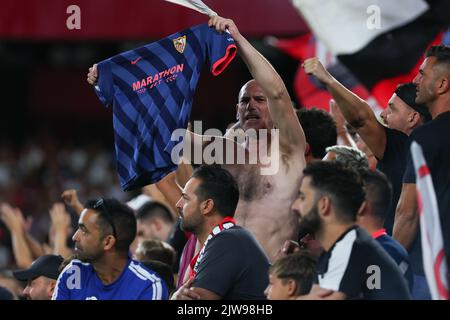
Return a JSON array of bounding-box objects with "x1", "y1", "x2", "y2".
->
[
  {"x1": 164, "y1": 0, "x2": 218, "y2": 17},
  {"x1": 291, "y1": 0, "x2": 428, "y2": 55},
  {"x1": 411, "y1": 141, "x2": 449, "y2": 300}
]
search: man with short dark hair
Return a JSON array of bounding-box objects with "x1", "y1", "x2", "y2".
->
[
  {"x1": 395, "y1": 44, "x2": 450, "y2": 291},
  {"x1": 135, "y1": 201, "x2": 175, "y2": 242},
  {"x1": 292, "y1": 161, "x2": 410, "y2": 299},
  {"x1": 296, "y1": 108, "x2": 337, "y2": 162},
  {"x1": 357, "y1": 170, "x2": 413, "y2": 292},
  {"x1": 171, "y1": 165, "x2": 270, "y2": 300},
  {"x1": 13, "y1": 254, "x2": 63, "y2": 300},
  {"x1": 265, "y1": 252, "x2": 317, "y2": 300},
  {"x1": 52, "y1": 198, "x2": 168, "y2": 300}
]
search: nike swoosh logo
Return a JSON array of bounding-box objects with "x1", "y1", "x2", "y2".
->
[{"x1": 131, "y1": 57, "x2": 142, "y2": 65}]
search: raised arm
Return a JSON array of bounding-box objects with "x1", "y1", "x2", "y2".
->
[
  {"x1": 49, "y1": 203, "x2": 73, "y2": 259},
  {"x1": 303, "y1": 58, "x2": 387, "y2": 159},
  {"x1": 208, "y1": 16, "x2": 306, "y2": 155},
  {"x1": 0, "y1": 204, "x2": 33, "y2": 268}
]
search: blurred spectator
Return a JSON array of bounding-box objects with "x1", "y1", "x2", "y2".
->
[
  {"x1": 0, "y1": 286, "x2": 15, "y2": 300},
  {"x1": 0, "y1": 136, "x2": 129, "y2": 268},
  {"x1": 134, "y1": 239, "x2": 176, "y2": 268},
  {"x1": 13, "y1": 254, "x2": 63, "y2": 300},
  {"x1": 135, "y1": 201, "x2": 175, "y2": 243}
]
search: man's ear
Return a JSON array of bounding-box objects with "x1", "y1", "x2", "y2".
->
[
  {"x1": 437, "y1": 75, "x2": 449, "y2": 95},
  {"x1": 286, "y1": 279, "x2": 298, "y2": 297},
  {"x1": 48, "y1": 280, "x2": 56, "y2": 298},
  {"x1": 304, "y1": 142, "x2": 311, "y2": 157},
  {"x1": 201, "y1": 199, "x2": 215, "y2": 215},
  {"x1": 409, "y1": 112, "x2": 420, "y2": 127},
  {"x1": 103, "y1": 235, "x2": 116, "y2": 251},
  {"x1": 318, "y1": 196, "x2": 331, "y2": 217},
  {"x1": 357, "y1": 201, "x2": 368, "y2": 219}
]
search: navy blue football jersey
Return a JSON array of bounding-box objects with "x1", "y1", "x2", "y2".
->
[{"x1": 95, "y1": 24, "x2": 237, "y2": 191}]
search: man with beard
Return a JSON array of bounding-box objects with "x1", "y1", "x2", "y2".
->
[
  {"x1": 171, "y1": 165, "x2": 270, "y2": 300},
  {"x1": 291, "y1": 161, "x2": 410, "y2": 299},
  {"x1": 52, "y1": 198, "x2": 168, "y2": 300}
]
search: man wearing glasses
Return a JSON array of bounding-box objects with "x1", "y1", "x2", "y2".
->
[{"x1": 52, "y1": 198, "x2": 168, "y2": 300}]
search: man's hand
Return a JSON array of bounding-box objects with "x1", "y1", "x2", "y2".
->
[
  {"x1": 171, "y1": 278, "x2": 201, "y2": 300},
  {"x1": 208, "y1": 16, "x2": 242, "y2": 43},
  {"x1": 329, "y1": 99, "x2": 347, "y2": 133},
  {"x1": 0, "y1": 203, "x2": 26, "y2": 233},
  {"x1": 49, "y1": 203, "x2": 71, "y2": 233},
  {"x1": 87, "y1": 64, "x2": 98, "y2": 85},
  {"x1": 61, "y1": 189, "x2": 84, "y2": 215},
  {"x1": 303, "y1": 58, "x2": 334, "y2": 85},
  {"x1": 61, "y1": 189, "x2": 82, "y2": 207},
  {"x1": 297, "y1": 286, "x2": 334, "y2": 300}
]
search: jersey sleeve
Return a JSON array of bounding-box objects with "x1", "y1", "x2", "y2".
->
[
  {"x1": 192, "y1": 233, "x2": 241, "y2": 297},
  {"x1": 94, "y1": 59, "x2": 114, "y2": 107},
  {"x1": 137, "y1": 278, "x2": 169, "y2": 300},
  {"x1": 51, "y1": 268, "x2": 70, "y2": 300},
  {"x1": 205, "y1": 27, "x2": 237, "y2": 76}
]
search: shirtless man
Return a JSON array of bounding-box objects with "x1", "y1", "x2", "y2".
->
[
  {"x1": 87, "y1": 16, "x2": 306, "y2": 263},
  {"x1": 200, "y1": 16, "x2": 305, "y2": 262}
]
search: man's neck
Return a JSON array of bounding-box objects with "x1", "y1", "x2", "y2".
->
[
  {"x1": 197, "y1": 216, "x2": 227, "y2": 245},
  {"x1": 316, "y1": 222, "x2": 356, "y2": 252},
  {"x1": 358, "y1": 218, "x2": 384, "y2": 236},
  {"x1": 92, "y1": 253, "x2": 129, "y2": 285},
  {"x1": 428, "y1": 96, "x2": 450, "y2": 119}
]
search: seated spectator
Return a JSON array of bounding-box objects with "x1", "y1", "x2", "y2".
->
[
  {"x1": 135, "y1": 201, "x2": 175, "y2": 243},
  {"x1": 171, "y1": 165, "x2": 270, "y2": 300},
  {"x1": 13, "y1": 254, "x2": 63, "y2": 300},
  {"x1": 292, "y1": 161, "x2": 410, "y2": 299},
  {"x1": 357, "y1": 170, "x2": 414, "y2": 292},
  {"x1": 265, "y1": 252, "x2": 317, "y2": 300},
  {"x1": 53, "y1": 198, "x2": 168, "y2": 300},
  {"x1": 134, "y1": 239, "x2": 176, "y2": 268}
]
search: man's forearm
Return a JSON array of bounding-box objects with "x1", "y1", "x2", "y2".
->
[
  {"x1": 326, "y1": 79, "x2": 374, "y2": 129},
  {"x1": 25, "y1": 232, "x2": 45, "y2": 258},
  {"x1": 235, "y1": 35, "x2": 286, "y2": 101},
  {"x1": 393, "y1": 184, "x2": 419, "y2": 249},
  {"x1": 393, "y1": 213, "x2": 419, "y2": 249},
  {"x1": 11, "y1": 230, "x2": 33, "y2": 268}
]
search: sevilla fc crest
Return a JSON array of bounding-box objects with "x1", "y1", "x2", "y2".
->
[{"x1": 173, "y1": 35, "x2": 186, "y2": 54}]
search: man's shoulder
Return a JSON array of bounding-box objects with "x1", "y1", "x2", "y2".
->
[
  {"x1": 376, "y1": 235, "x2": 408, "y2": 260},
  {"x1": 384, "y1": 127, "x2": 408, "y2": 146},
  {"x1": 215, "y1": 225, "x2": 251, "y2": 240},
  {"x1": 127, "y1": 260, "x2": 165, "y2": 284},
  {"x1": 60, "y1": 259, "x2": 91, "y2": 275},
  {"x1": 211, "y1": 226, "x2": 262, "y2": 251}
]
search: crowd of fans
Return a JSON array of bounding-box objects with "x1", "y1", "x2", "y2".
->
[{"x1": 1, "y1": 15, "x2": 449, "y2": 301}]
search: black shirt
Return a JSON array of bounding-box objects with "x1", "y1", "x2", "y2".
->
[
  {"x1": 403, "y1": 110, "x2": 450, "y2": 279},
  {"x1": 193, "y1": 226, "x2": 270, "y2": 299},
  {"x1": 316, "y1": 226, "x2": 410, "y2": 299},
  {"x1": 376, "y1": 127, "x2": 409, "y2": 234}
]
